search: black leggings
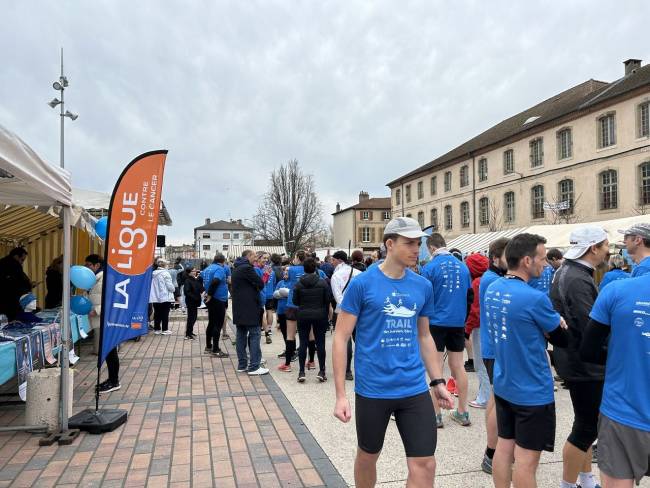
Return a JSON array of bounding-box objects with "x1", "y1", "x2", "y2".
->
[
  {"x1": 278, "y1": 313, "x2": 287, "y2": 344},
  {"x1": 186, "y1": 305, "x2": 198, "y2": 337},
  {"x1": 206, "y1": 299, "x2": 226, "y2": 352},
  {"x1": 566, "y1": 380, "x2": 604, "y2": 451},
  {"x1": 297, "y1": 319, "x2": 327, "y2": 373},
  {"x1": 152, "y1": 302, "x2": 171, "y2": 331},
  {"x1": 106, "y1": 347, "x2": 120, "y2": 383}
]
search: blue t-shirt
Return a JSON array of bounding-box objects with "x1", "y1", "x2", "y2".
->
[
  {"x1": 599, "y1": 268, "x2": 630, "y2": 291},
  {"x1": 631, "y1": 256, "x2": 650, "y2": 277},
  {"x1": 479, "y1": 269, "x2": 502, "y2": 360},
  {"x1": 528, "y1": 265, "x2": 555, "y2": 294},
  {"x1": 263, "y1": 267, "x2": 276, "y2": 299},
  {"x1": 421, "y1": 252, "x2": 471, "y2": 327},
  {"x1": 274, "y1": 280, "x2": 288, "y2": 315},
  {"x1": 341, "y1": 265, "x2": 435, "y2": 399},
  {"x1": 286, "y1": 265, "x2": 305, "y2": 308},
  {"x1": 202, "y1": 264, "x2": 228, "y2": 301},
  {"x1": 487, "y1": 277, "x2": 560, "y2": 406},
  {"x1": 589, "y1": 274, "x2": 650, "y2": 431}
]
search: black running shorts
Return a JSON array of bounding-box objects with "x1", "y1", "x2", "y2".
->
[
  {"x1": 495, "y1": 395, "x2": 555, "y2": 452},
  {"x1": 355, "y1": 391, "x2": 436, "y2": 457},
  {"x1": 285, "y1": 307, "x2": 298, "y2": 321},
  {"x1": 429, "y1": 326, "x2": 465, "y2": 353},
  {"x1": 264, "y1": 299, "x2": 275, "y2": 311}
]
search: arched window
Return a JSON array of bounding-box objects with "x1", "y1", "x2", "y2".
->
[
  {"x1": 479, "y1": 197, "x2": 489, "y2": 226},
  {"x1": 417, "y1": 211, "x2": 425, "y2": 228},
  {"x1": 395, "y1": 189, "x2": 401, "y2": 205},
  {"x1": 558, "y1": 179, "x2": 574, "y2": 214},
  {"x1": 444, "y1": 205, "x2": 452, "y2": 230},
  {"x1": 531, "y1": 185, "x2": 545, "y2": 219},
  {"x1": 460, "y1": 165, "x2": 469, "y2": 187},
  {"x1": 640, "y1": 162, "x2": 650, "y2": 206},
  {"x1": 600, "y1": 170, "x2": 618, "y2": 210},
  {"x1": 430, "y1": 208, "x2": 438, "y2": 230},
  {"x1": 504, "y1": 192, "x2": 515, "y2": 222},
  {"x1": 460, "y1": 202, "x2": 470, "y2": 228}
]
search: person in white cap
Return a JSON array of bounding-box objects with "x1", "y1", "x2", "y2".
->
[
  {"x1": 619, "y1": 223, "x2": 650, "y2": 277},
  {"x1": 550, "y1": 226, "x2": 609, "y2": 488},
  {"x1": 332, "y1": 216, "x2": 454, "y2": 487}
]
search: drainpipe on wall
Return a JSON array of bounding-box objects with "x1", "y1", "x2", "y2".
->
[{"x1": 471, "y1": 152, "x2": 477, "y2": 234}]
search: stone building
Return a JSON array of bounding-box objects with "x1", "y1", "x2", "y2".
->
[
  {"x1": 388, "y1": 59, "x2": 650, "y2": 239},
  {"x1": 332, "y1": 192, "x2": 391, "y2": 254}
]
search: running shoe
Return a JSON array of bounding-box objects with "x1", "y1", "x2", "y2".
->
[
  {"x1": 277, "y1": 364, "x2": 292, "y2": 372},
  {"x1": 307, "y1": 361, "x2": 316, "y2": 370},
  {"x1": 297, "y1": 372, "x2": 306, "y2": 383},
  {"x1": 154, "y1": 330, "x2": 161, "y2": 335},
  {"x1": 449, "y1": 409, "x2": 471, "y2": 426},
  {"x1": 277, "y1": 351, "x2": 286, "y2": 358},
  {"x1": 446, "y1": 377, "x2": 458, "y2": 396},
  {"x1": 184, "y1": 335, "x2": 193, "y2": 340},
  {"x1": 436, "y1": 413, "x2": 444, "y2": 429},
  {"x1": 212, "y1": 350, "x2": 229, "y2": 358},
  {"x1": 345, "y1": 371, "x2": 354, "y2": 381},
  {"x1": 317, "y1": 371, "x2": 327, "y2": 382},
  {"x1": 204, "y1": 347, "x2": 213, "y2": 354},
  {"x1": 481, "y1": 454, "x2": 493, "y2": 474},
  {"x1": 161, "y1": 330, "x2": 172, "y2": 335},
  {"x1": 464, "y1": 359, "x2": 475, "y2": 372},
  {"x1": 248, "y1": 367, "x2": 269, "y2": 376},
  {"x1": 98, "y1": 380, "x2": 121, "y2": 394},
  {"x1": 290, "y1": 353, "x2": 298, "y2": 363},
  {"x1": 236, "y1": 367, "x2": 248, "y2": 373},
  {"x1": 469, "y1": 400, "x2": 487, "y2": 409}
]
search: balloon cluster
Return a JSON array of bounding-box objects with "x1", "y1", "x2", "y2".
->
[{"x1": 70, "y1": 265, "x2": 97, "y2": 315}]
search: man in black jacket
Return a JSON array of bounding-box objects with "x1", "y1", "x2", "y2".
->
[
  {"x1": 0, "y1": 247, "x2": 33, "y2": 320},
  {"x1": 293, "y1": 257, "x2": 331, "y2": 383},
  {"x1": 550, "y1": 226, "x2": 609, "y2": 488},
  {"x1": 231, "y1": 250, "x2": 267, "y2": 376}
]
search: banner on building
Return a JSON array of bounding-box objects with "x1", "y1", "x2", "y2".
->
[{"x1": 99, "y1": 151, "x2": 168, "y2": 366}]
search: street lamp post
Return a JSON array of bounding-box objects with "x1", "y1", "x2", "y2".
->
[{"x1": 48, "y1": 48, "x2": 78, "y2": 435}]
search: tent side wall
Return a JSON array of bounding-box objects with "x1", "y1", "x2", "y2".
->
[{"x1": 0, "y1": 227, "x2": 102, "y2": 309}]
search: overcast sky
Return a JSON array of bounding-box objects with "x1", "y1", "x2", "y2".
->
[{"x1": 2, "y1": 1, "x2": 648, "y2": 244}]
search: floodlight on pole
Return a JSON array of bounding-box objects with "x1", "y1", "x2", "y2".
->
[
  {"x1": 48, "y1": 98, "x2": 62, "y2": 108},
  {"x1": 64, "y1": 110, "x2": 78, "y2": 121}
]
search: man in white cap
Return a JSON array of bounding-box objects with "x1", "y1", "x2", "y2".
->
[
  {"x1": 550, "y1": 226, "x2": 609, "y2": 488},
  {"x1": 332, "y1": 216, "x2": 454, "y2": 487},
  {"x1": 619, "y1": 223, "x2": 650, "y2": 277}
]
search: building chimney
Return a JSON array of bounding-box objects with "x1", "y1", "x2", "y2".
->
[
  {"x1": 205, "y1": 218, "x2": 211, "y2": 225},
  {"x1": 358, "y1": 191, "x2": 370, "y2": 203},
  {"x1": 237, "y1": 219, "x2": 242, "y2": 225},
  {"x1": 624, "y1": 59, "x2": 642, "y2": 76},
  {"x1": 336, "y1": 202, "x2": 341, "y2": 212}
]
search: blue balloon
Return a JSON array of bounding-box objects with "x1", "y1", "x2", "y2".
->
[
  {"x1": 71, "y1": 295, "x2": 92, "y2": 315},
  {"x1": 95, "y1": 217, "x2": 108, "y2": 240},
  {"x1": 70, "y1": 265, "x2": 97, "y2": 290}
]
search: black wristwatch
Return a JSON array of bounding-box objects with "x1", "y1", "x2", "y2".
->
[{"x1": 429, "y1": 378, "x2": 446, "y2": 387}]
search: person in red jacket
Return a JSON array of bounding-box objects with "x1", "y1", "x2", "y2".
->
[{"x1": 464, "y1": 253, "x2": 490, "y2": 409}]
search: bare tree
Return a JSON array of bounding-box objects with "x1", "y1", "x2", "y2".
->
[
  {"x1": 487, "y1": 198, "x2": 503, "y2": 232},
  {"x1": 253, "y1": 160, "x2": 324, "y2": 255}
]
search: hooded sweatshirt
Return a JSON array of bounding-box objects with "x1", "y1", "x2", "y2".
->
[
  {"x1": 292, "y1": 272, "x2": 331, "y2": 321},
  {"x1": 150, "y1": 268, "x2": 175, "y2": 303},
  {"x1": 465, "y1": 253, "x2": 489, "y2": 334}
]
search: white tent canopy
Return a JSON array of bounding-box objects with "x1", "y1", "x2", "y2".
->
[
  {"x1": 0, "y1": 124, "x2": 71, "y2": 207},
  {"x1": 447, "y1": 214, "x2": 650, "y2": 254}
]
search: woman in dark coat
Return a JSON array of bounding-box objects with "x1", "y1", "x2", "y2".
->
[{"x1": 183, "y1": 267, "x2": 204, "y2": 339}]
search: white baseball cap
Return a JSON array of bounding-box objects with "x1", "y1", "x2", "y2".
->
[
  {"x1": 563, "y1": 226, "x2": 608, "y2": 260},
  {"x1": 383, "y1": 217, "x2": 428, "y2": 239}
]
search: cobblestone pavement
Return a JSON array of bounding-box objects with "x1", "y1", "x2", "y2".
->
[{"x1": 0, "y1": 310, "x2": 346, "y2": 487}]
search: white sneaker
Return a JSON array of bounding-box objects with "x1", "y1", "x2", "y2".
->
[
  {"x1": 161, "y1": 330, "x2": 172, "y2": 335},
  {"x1": 154, "y1": 330, "x2": 162, "y2": 335},
  {"x1": 248, "y1": 367, "x2": 269, "y2": 376}
]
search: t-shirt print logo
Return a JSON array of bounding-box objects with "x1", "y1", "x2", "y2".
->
[{"x1": 383, "y1": 297, "x2": 416, "y2": 318}]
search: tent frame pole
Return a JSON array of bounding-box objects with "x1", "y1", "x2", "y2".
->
[{"x1": 59, "y1": 206, "x2": 71, "y2": 432}]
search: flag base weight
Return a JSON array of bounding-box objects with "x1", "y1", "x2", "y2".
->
[{"x1": 68, "y1": 409, "x2": 127, "y2": 435}]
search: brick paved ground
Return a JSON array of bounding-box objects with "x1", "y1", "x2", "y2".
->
[{"x1": 0, "y1": 310, "x2": 346, "y2": 487}]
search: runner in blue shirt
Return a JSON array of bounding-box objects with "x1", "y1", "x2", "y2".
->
[
  {"x1": 489, "y1": 233, "x2": 568, "y2": 488},
  {"x1": 619, "y1": 223, "x2": 650, "y2": 277},
  {"x1": 201, "y1": 254, "x2": 229, "y2": 357},
  {"x1": 581, "y1": 273, "x2": 650, "y2": 487},
  {"x1": 421, "y1": 233, "x2": 472, "y2": 428},
  {"x1": 477, "y1": 237, "x2": 510, "y2": 475},
  {"x1": 280, "y1": 251, "x2": 307, "y2": 370},
  {"x1": 333, "y1": 217, "x2": 453, "y2": 488}
]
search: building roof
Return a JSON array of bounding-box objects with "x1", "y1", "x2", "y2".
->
[
  {"x1": 195, "y1": 220, "x2": 253, "y2": 231},
  {"x1": 387, "y1": 63, "x2": 650, "y2": 187},
  {"x1": 332, "y1": 197, "x2": 392, "y2": 215}
]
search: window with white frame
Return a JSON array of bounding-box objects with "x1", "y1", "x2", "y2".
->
[
  {"x1": 361, "y1": 227, "x2": 371, "y2": 242},
  {"x1": 396, "y1": 189, "x2": 401, "y2": 205},
  {"x1": 639, "y1": 102, "x2": 650, "y2": 138},
  {"x1": 430, "y1": 176, "x2": 437, "y2": 195},
  {"x1": 202, "y1": 233, "x2": 210, "y2": 239},
  {"x1": 444, "y1": 205, "x2": 452, "y2": 230},
  {"x1": 444, "y1": 171, "x2": 452, "y2": 192},
  {"x1": 417, "y1": 211, "x2": 425, "y2": 228},
  {"x1": 223, "y1": 233, "x2": 231, "y2": 239},
  {"x1": 222, "y1": 244, "x2": 229, "y2": 251},
  {"x1": 478, "y1": 158, "x2": 488, "y2": 182},
  {"x1": 531, "y1": 185, "x2": 545, "y2": 219},
  {"x1": 405, "y1": 184, "x2": 412, "y2": 203},
  {"x1": 641, "y1": 162, "x2": 650, "y2": 206},
  {"x1": 361, "y1": 210, "x2": 369, "y2": 220},
  {"x1": 460, "y1": 165, "x2": 469, "y2": 187},
  {"x1": 430, "y1": 208, "x2": 438, "y2": 230},
  {"x1": 460, "y1": 201, "x2": 470, "y2": 228},
  {"x1": 383, "y1": 210, "x2": 391, "y2": 220},
  {"x1": 558, "y1": 179, "x2": 574, "y2": 214},
  {"x1": 530, "y1": 138, "x2": 544, "y2": 167},
  {"x1": 503, "y1": 149, "x2": 514, "y2": 175},
  {"x1": 479, "y1": 197, "x2": 489, "y2": 226},
  {"x1": 557, "y1": 128, "x2": 573, "y2": 160},
  {"x1": 598, "y1": 114, "x2": 616, "y2": 148},
  {"x1": 600, "y1": 170, "x2": 618, "y2": 210},
  {"x1": 203, "y1": 244, "x2": 211, "y2": 251},
  {"x1": 417, "y1": 181, "x2": 424, "y2": 199},
  {"x1": 504, "y1": 192, "x2": 515, "y2": 222},
  {"x1": 233, "y1": 233, "x2": 240, "y2": 239}
]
